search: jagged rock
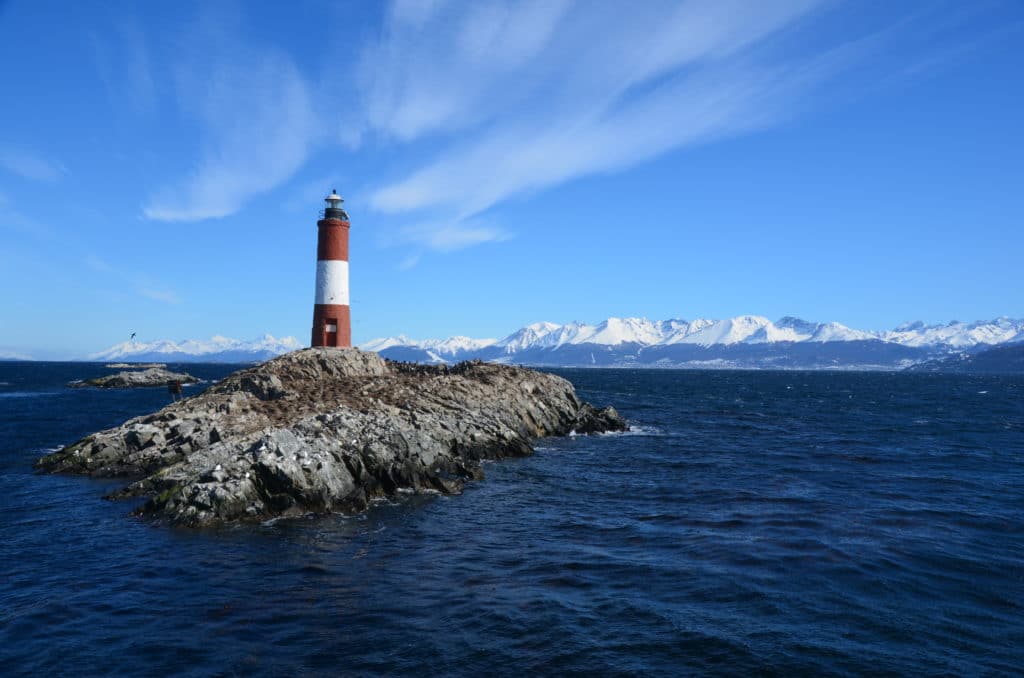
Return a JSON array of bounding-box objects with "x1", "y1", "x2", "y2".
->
[
  {"x1": 572, "y1": 404, "x2": 626, "y2": 435},
  {"x1": 38, "y1": 347, "x2": 628, "y2": 527},
  {"x1": 125, "y1": 425, "x2": 161, "y2": 450},
  {"x1": 236, "y1": 373, "x2": 287, "y2": 401},
  {"x1": 66, "y1": 367, "x2": 198, "y2": 389}
]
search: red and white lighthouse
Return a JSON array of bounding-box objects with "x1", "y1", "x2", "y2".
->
[{"x1": 311, "y1": 190, "x2": 351, "y2": 348}]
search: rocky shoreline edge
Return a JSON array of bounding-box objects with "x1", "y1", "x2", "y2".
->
[{"x1": 37, "y1": 348, "x2": 627, "y2": 527}]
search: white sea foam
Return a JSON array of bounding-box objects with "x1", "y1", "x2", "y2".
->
[{"x1": 600, "y1": 424, "x2": 664, "y2": 437}]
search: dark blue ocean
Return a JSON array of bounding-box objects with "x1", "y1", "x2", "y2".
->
[{"x1": 1, "y1": 363, "x2": 1022, "y2": 676}]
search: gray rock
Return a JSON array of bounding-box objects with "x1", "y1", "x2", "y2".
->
[
  {"x1": 66, "y1": 367, "x2": 198, "y2": 389},
  {"x1": 38, "y1": 347, "x2": 627, "y2": 527},
  {"x1": 236, "y1": 374, "x2": 287, "y2": 401},
  {"x1": 125, "y1": 425, "x2": 161, "y2": 450}
]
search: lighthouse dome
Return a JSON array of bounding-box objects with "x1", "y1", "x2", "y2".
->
[{"x1": 323, "y1": 189, "x2": 348, "y2": 220}]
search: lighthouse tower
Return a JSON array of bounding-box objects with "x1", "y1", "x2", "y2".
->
[{"x1": 311, "y1": 190, "x2": 351, "y2": 348}]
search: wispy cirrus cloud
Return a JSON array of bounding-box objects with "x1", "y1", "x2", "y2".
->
[
  {"x1": 139, "y1": 0, "x2": 980, "y2": 260},
  {"x1": 142, "y1": 13, "x2": 320, "y2": 222},
  {"x1": 360, "y1": 0, "x2": 576, "y2": 142},
  {"x1": 359, "y1": 0, "x2": 829, "y2": 242},
  {"x1": 142, "y1": 0, "x2": 832, "y2": 235},
  {"x1": 396, "y1": 220, "x2": 511, "y2": 252}
]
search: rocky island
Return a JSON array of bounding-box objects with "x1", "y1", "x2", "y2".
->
[
  {"x1": 38, "y1": 348, "x2": 626, "y2": 527},
  {"x1": 66, "y1": 367, "x2": 198, "y2": 389}
]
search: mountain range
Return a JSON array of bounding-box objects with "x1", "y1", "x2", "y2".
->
[
  {"x1": 28, "y1": 316, "x2": 1022, "y2": 370},
  {"x1": 360, "y1": 316, "x2": 1024, "y2": 370},
  {"x1": 86, "y1": 334, "x2": 302, "y2": 363}
]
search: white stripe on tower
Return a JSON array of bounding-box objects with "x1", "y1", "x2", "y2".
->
[
  {"x1": 315, "y1": 260, "x2": 349, "y2": 305},
  {"x1": 311, "y1": 189, "x2": 352, "y2": 348}
]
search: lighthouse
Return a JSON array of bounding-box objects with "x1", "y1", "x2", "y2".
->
[{"x1": 311, "y1": 190, "x2": 351, "y2": 348}]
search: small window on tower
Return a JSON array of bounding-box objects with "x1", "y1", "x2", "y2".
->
[{"x1": 326, "y1": 320, "x2": 338, "y2": 333}]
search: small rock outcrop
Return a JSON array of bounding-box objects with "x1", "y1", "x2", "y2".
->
[
  {"x1": 38, "y1": 348, "x2": 627, "y2": 527},
  {"x1": 66, "y1": 367, "x2": 198, "y2": 389}
]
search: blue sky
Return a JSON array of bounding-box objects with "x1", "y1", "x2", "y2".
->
[{"x1": 1, "y1": 0, "x2": 1021, "y2": 358}]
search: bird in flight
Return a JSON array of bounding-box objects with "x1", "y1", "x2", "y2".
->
[{"x1": 130, "y1": 332, "x2": 136, "y2": 341}]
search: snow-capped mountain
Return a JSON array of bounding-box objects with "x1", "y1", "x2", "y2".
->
[
  {"x1": 360, "y1": 316, "x2": 1024, "y2": 370},
  {"x1": 880, "y1": 317, "x2": 1024, "y2": 348},
  {"x1": 88, "y1": 334, "x2": 302, "y2": 363},
  {"x1": 360, "y1": 335, "x2": 497, "y2": 363}
]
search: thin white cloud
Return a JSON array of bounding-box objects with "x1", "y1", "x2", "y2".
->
[
  {"x1": 374, "y1": 67, "x2": 787, "y2": 216},
  {"x1": 139, "y1": 0, "x2": 828, "y2": 237},
  {"x1": 397, "y1": 220, "x2": 510, "y2": 252},
  {"x1": 358, "y1": 0, "x2": 575, "y2": 142},
  {"x1": 143, "y1": 15, "x2": 320, "y2": 222},
  {"x1": 136, "y1": 0, "x2": 962, "y2": 257},
  {"x1": 363, "y1": 0, "x2": 827, "y2": 219},
  {"x1": 0, "y1": 149, "x2": 67, "y2": 182}
]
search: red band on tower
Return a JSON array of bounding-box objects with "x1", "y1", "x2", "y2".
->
[{"x1": 311, "y1": 190, "x2": 351, "y2": 348}]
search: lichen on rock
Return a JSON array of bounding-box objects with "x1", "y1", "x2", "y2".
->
[{"x1": 37, "y1": 348, "x2": 627, "y2": 527}]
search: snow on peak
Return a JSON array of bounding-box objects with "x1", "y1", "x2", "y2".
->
[
  {"x1": 88, "y1": 334, "x2": 301, "y2": 361},
  {"x1": 360, "y1": 335, "x2": 497, "y2": 356},
  {"x1": 880, "y1": 317, "x2": 1024, "y2": 348},
  {"x1": 775, "y1": 316, "x2": 819, "y2": 334},
  {"x1": 359, "y1": 335, "x2": 415, "y2": 352},
  {"x1": 585, "y1": 317, "x2": 666, "y2": 345},
  {"x1": 808, "y1": 322, "x2": 876, "y2": 343},
  {"x1": 360, "y1": 315, "x2": 1024, "y2": 357},
  {"x1": 420, "y1": 336, "x2": 498, "y2": 355},
  {"x1": 496, "y1": 321, "x2": 565, "y2": 351},
  {"x1": 673, "y1": 315, "x2": 773, "y2": 346}
]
